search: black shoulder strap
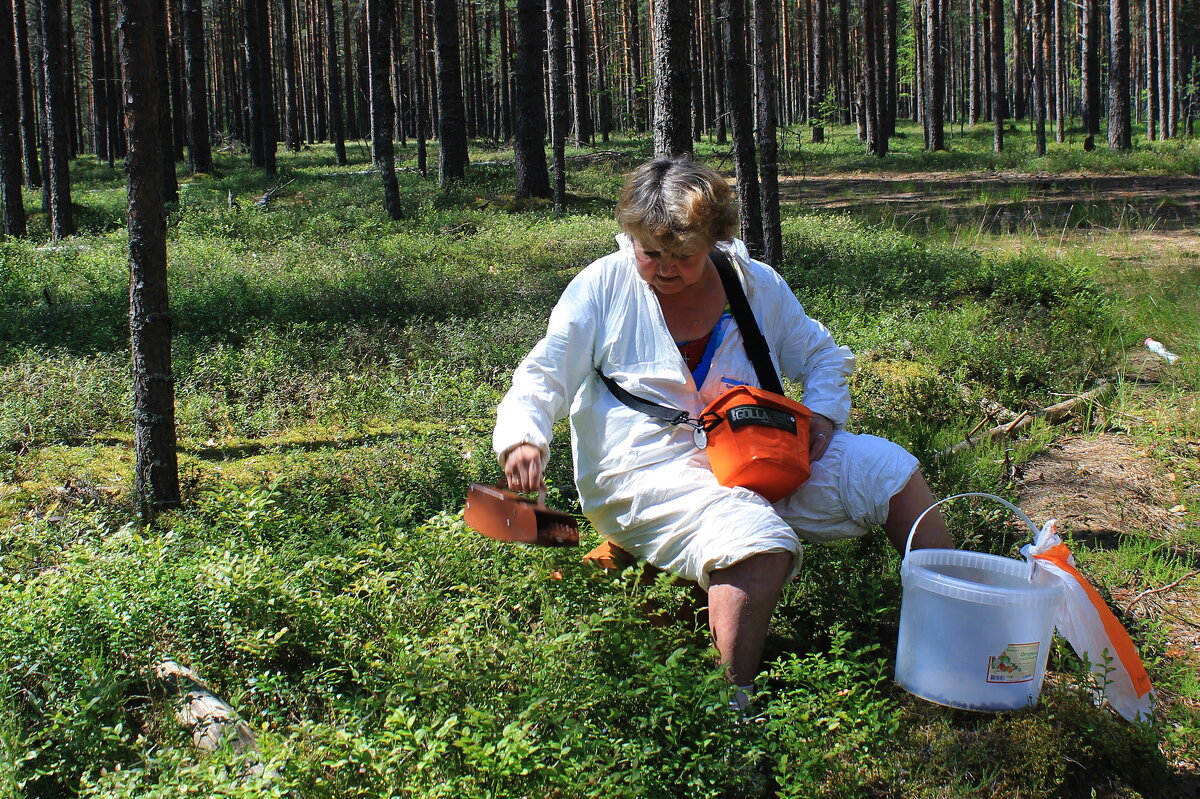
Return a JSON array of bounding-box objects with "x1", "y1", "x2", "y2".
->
[
  {"x1": 708, "y1": 248, "x2": 784, "y2": 394},
  {"x1": 597, "y1": 247, "x2": 783, "y2": 427},
  {"x1": 597, "y1": 370, "x2": 693, "y2": 426}
]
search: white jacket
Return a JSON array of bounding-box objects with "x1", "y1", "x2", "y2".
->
[{"x1": 493, "y1": 235, "x2": 856, "y2": 542}]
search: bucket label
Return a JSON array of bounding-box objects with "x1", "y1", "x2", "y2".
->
[{"x1": 986, "y1": 642, "x2": 1041, "y2": 683}]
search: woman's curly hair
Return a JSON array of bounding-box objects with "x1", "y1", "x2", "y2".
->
[{"x1": 615, "y1": 158, "x2": 738, "y2": 254}]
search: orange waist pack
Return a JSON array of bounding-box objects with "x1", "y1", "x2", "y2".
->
[
  {"x1": 599, "y1": 370, "x2": 814, "y2": 502},
  {"x1": 700, "y1": 385, "x2": 812, "y2": 502},
  {"x1": 599, "y1": 247, "x2": 816, "y2": 503}
]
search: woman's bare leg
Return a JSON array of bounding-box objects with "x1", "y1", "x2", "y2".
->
[
  {"x1": 707, "y1": 551, "x2": 793, "y2": 686},
  {"x1": 883, "y1": 470, "x2": 954, "y2": 553}
]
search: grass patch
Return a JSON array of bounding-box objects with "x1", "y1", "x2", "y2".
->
[{"x1": 0, "y1": 136, "x2": 1195, "y2": 797}]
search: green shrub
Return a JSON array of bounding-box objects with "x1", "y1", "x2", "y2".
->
[{"x1": 765, "y1": 628, "x2": 903, "y2": 798}]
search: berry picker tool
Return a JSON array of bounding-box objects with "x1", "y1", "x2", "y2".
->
[{"x1": 464, "y1": 484, "x2": 579, "y2": 547}]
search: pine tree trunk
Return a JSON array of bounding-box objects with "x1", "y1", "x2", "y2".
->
[
  {"x1": 914, "y1": 0, "x2": 925, "y2": 126},
  {"x1": 325, "y1": 0, "x2": 347, "y2": 163},
  {"x1": 1081, "y1": 0, "x2": 1099, "y2": 149},
  {"x1": 311, "y1": 0, "x2": 327, "y2": 141},
  {"x1": 342, "y1": 0, "x2": 356, "y2": 138},
  {"x1": 623, "y1": 0, "x2": 644, "y2": 130},
  {"x1": 398, "y1": 11, "x2": 411, "y2": 143},
  {"x1": 481, "y1": 3, "x2": 494, "y2": 138},
  {"x1": 691, "y1": 5, "x2": 700, "y2": 139},
  {"x1": 1146, "y1": 0, "x2": 1158, "y2": 139},
  {"x1": 367, "y1": 0, "x2": 403, "y2": 217},
  {"x1": 392, "y1": 11, "x2": 405, "y2": 141},
  {"x1": 472, "y1": 2, "x2": 488, "y2": 139},
  {"x1": 65, "y1": 0, "x2": 79, "y2": 158},
  {"x1": 968, "y1": 0, "x2": 979, "y2": 125},
  {"x1": 244, "y1": 0, "x2": 267, "y2": 167},
  {"x1": 719, "y1": 0, "x2": 761, "y2": 254},
  {"x1": 1155, "y1": 0, "x2": 1168, "y2": 137},
  {"x1": 296, "y1": 0, "x2": 310, "y2": 142},
  {"x1": 460, "y1": 0, "x2": 478, "y2": 137},
  {"x1": 547, "y1": 0, "x2": 567, "y2": 212},
  {"x1": 783, "y1": 0, "x2": 797, "y2": 124},
  {"x1": 837, "y1": 0, "x2": 849, "y2": 123},
  {"x1": 360, "y1": 13, "x2": 372, "y2": 138},
  {"x1": 754, "y1": 0, "x2": 781, "y2": 266},
  {"x1": 179, "y1": 0, "x2": 213, "y2": 173},
  {"x1": 104, "y1": 0, "x2": 123, "y2": 161},
  {"x1": 1053, "y1": 0, "x2": 1064, "y2": 142},
  {"x1": 89, "y1": 0, "x2": 110, "y2": 162},
  {"x1": 704, "y1": 0, "x2": 719, "y2": 132},
  {"x1": 568, "y1": 0, "x2": 590, "y2": 144},
  {"x1": 981, "y1": 0, "x2": 991, "y2": 121},
  {"x1": 1108, "y1": 0, "x2": 1131, "y2": 150},
  {"x1": 651, "y1": 0, "x2": 691, "y2": 157},
  {"x1": 280, "y1": 0, "x2": 302, "y2": 150},
  {"x1": 1165, "y1": 0, "x2": 1176, "y2": 137},
  {"x1": 39, "y1": 0, "x2": 73, "y2": 237},
  {"x1": 0, "y1": 0, "x2": 26, "y2": 236},
  {"x1": 167, "y1": 0, "x2": 186, "y2": 161},
  {"x1": 924, "y1": 0, "x2": 944, "y2": 150},
  {"x1": 589, "y1": 0, "x2": 611, "y2": 141},
  {"x1": 412, "y1": 0, "x2": 428, "y2": 174},
  {"x1": 990, "y1": 0, "x2": 1005, "y2": 151},
  {"x1": 118, "y1": 0, "x2": 181, "y2": 515},
  {"x1": 153, "y1": 1, "x2": 178, "y2": 202},
  {"x1": 711, "y1": 1, "x2": 726, "y2": 144},
  {"x1": 513, "y1": 0, "x2": 550, "y2": 198},
  {"x1": 1013, "y1": 0, "x2": 1025, "y2": 119},
  {"x1": 1031, "y1": 0, "x2": 1046, "y2": 155},
  {"x1": 811, "y1": 0, "x2": 826, "y2": 142},
  {"x1": 884, "y1": 0, "x2": 897, "y2": 136},
  {"x1": 862, "y1": 0, "x2": 886, "y2": 155},
  {"x1": 223, "y1": 3, "x2": 243, "y2": 141},
  {"x1": 433, "y1": 0, "x2": 468, "y2": 182},
  {"x1": 259, "y1": 0, "x2": 277, "y2": 173},
  {"x1": 498, "y1": 0, "x2": 512, "y2": 141},
  {"x1": 35, "y1": 2, "x2": 49, "y2": 213},
  {"x1": 14, "y1": 0, "x2": 40, "y2": 186}
]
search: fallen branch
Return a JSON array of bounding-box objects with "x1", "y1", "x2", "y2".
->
[
  {"x1": 256, "y1": 178, "x2": 296, "y2": 209},
  {"x1": 1125, "y1": 569, "x2": 1200, "y2": 613},
  {"x1": 154, "y1": 659, "x2": 259, "y2": 756},
  {"x1": 980, "y1": 397, "x2": 1020, "y2": 423},
  {"x1": 962, "y1": 415, "x2": 991, "y2": 440},
  {"x1": 1004, "y1": 409, "x2": 1032, "y2": 432},
  {"x1": 314, "y1": 168, "x2": 376, "y2": 177},
  {"x1": 935, "y1": 380, "x2": 1114, "y2": 459},
  {"x1": 1091, "y1": 402, "x2": 1152, "y2": 424}
]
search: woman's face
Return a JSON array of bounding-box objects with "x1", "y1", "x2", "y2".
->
[{"x1": 632, "y1": 239, "x2": 713, "y2": 295}]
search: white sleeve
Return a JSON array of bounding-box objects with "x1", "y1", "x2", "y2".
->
[
  {"x1": 492, "y1": 271, "x2": 600, "y2": 462},
  {"x1": 769, "y1": 276, "x2": 855, "y2": 427}
]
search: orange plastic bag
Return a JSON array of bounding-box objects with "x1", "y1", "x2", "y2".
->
[
  {"x1": 1025, "y1": 521, "x2": 1154, "y2": 722},
  {"x1": 700, "y1": 385, "x2": 812, "y2": 502}
]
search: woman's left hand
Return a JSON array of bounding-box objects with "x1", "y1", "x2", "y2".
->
[{"x1": 809, "y1": 414, "x2": 835, "y2": 462}]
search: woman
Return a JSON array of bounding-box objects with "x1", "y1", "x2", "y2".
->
[{"x1": 494, "y1": 158, "x2": 951, "y2": 704}]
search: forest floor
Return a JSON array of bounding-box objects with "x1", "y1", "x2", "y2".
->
[
  {"x1": 1013, "y1": 358, "x2": 1200, "y2": 785},
  {"x1": 982, "y1": 226, "x2": 1199, "y2": 786},
  {"x1": 779, "y1": 172, "x2": 1200, "y2": 232},
  {"x1": 783, "y1": 149, "x2": 1200, "y2": 784},
  {"x1": 4, "y1": 135, "x2": 1199, "y2": 797}
]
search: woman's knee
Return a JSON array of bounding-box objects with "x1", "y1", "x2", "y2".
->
[
  {"x1": 708, "y1": 550, "x2": 794, "y2": 592},
  {"x1": 883, "y1": 471, "x2": 953, "y2": 551}
]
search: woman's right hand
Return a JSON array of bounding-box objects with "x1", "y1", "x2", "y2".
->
[{"x1": 503, "y1": 443, "x2": 544, "y2": 493}]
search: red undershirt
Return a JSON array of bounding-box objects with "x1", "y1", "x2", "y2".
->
[{"x1": 677, "y1": 331, "x2": 714, "y2": 373}]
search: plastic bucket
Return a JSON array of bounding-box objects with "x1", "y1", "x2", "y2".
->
[{"x1": 895, "y1": 493, "x2": 1065, "y2": 712}]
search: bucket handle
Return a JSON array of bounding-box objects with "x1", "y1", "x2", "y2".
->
[{"x1": 904, "y1": 492, "x2": 1042, "y2": 562}]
